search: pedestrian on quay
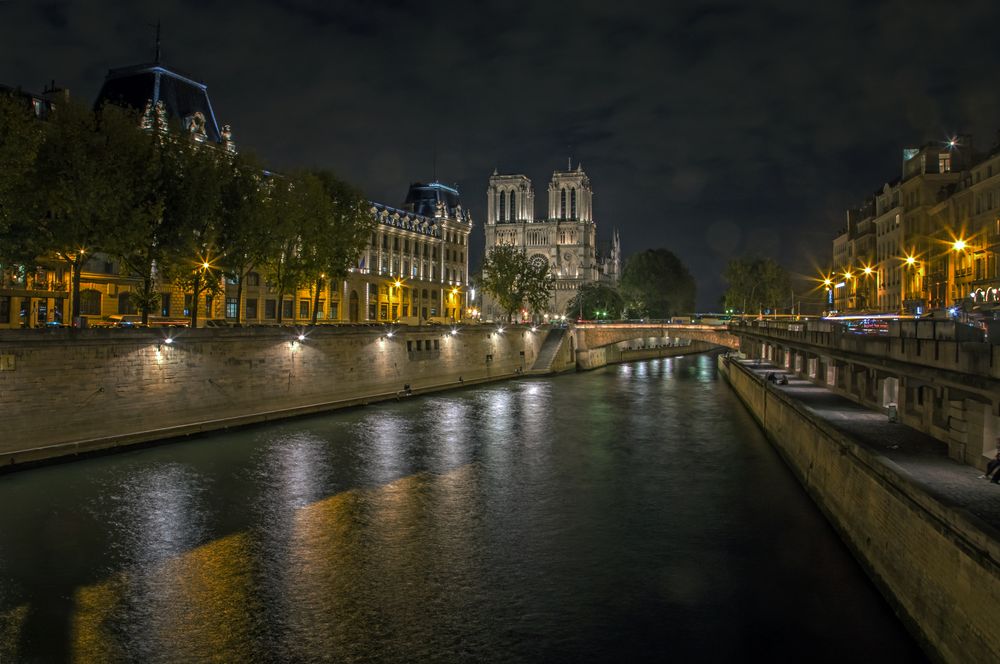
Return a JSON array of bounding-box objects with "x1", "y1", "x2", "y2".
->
[{"x1": 980, "y1": 443, "x2": 1000, "y2": 483}]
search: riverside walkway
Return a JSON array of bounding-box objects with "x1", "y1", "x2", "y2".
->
[{"x1": 735, "y1": 358, "x2": 1000, "y2": 533}]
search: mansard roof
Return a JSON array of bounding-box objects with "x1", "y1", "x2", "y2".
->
[
  {"x1": 403, "y1": 181, "x2": 468, "y2": 221},
  {"x1": 95, "y1": 62, "x2": 222, "y2": 143}
]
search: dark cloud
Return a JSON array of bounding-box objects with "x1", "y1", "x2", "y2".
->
[{"x1": 2, "y1": 0, "x2": 999, "y2": 308}]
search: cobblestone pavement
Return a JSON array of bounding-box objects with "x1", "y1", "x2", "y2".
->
[{"x1": 735, "y1": 359, "x2": 1000, "y2": 532}]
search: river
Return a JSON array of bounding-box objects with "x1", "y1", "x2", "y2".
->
[{"x1": 0, "y1": 352, "x2": 925, "y2": 662}]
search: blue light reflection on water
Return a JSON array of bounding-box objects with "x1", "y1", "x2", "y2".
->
[{"x1": 0, "y1": 353, "x2": 926, "y2": 662}]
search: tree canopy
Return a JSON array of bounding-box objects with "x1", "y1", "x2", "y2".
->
[
  {"x1": 620, "y1": 249, "x2": 696, "y2": 318},
  {"x1": 722, "y1": 257, "x2": 792, "y2": 315},
  {"x1": 0, "y1": 95, "x2": 374, "y2": 326},
  {"x1": 479, "y1": 246, "x2": 554, "y2": 321},
  {"x1": 565, "y1": 282, "x2": 625, "y2": 320}
]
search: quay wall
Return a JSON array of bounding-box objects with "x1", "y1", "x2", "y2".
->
[
  {"x1": 0, "y1": 325, "x2": 564, "y2": 468},
  {"x1": 719, "y1": 356, "x2": 1000, "y2": 663}
]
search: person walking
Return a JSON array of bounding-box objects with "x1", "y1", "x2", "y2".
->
[{"x1": 981, "y1": 444, "x2": 1000, "y2": 483}]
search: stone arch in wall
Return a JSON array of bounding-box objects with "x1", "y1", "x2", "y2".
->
[{"x1": 349, "y1": 290, "x2": 359, "y2": 322}]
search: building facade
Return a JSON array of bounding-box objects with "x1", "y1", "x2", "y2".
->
[
  {"x1": 828, "y1": 138, "x2": 1000, "y2": 316},
  {"x1": 1, "y1": 58, "x2": 472, "y2": 329},
  {"x1": 483, "y1": 163, "x2": 620, "y2": 319},
  {"x1": 229, "y1": 181, "x2": 472, "y2": 326}
]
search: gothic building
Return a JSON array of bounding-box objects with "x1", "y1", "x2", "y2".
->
[{"x1": 483, "y1": 163, "x2": 620, "y2": 318}]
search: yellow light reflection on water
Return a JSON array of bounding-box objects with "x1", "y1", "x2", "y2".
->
[
  {"x1": 64, "y1": 465, "x2": 476, "y2": 662},
  {"x1": 0, "y1": 604, "x2": 29, "y2": 662}
]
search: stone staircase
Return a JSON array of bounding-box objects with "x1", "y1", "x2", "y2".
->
[{"x1": 530, "y1": 328, "x2": 568, "y2": 374}]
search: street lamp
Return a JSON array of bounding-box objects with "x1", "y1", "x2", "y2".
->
[{"x1": 392, "y1": 279, "x2": 403, "y2": 322}]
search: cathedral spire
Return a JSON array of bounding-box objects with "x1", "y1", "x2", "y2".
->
[{"x1": 154, "y1": 21, "x2": 162, "y2": 64}]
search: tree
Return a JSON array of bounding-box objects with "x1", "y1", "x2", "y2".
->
[
  {"x1": 32, "y1": 100, "x2": 131, "y2": 322},
  {"x1": 0, "y1": 93, "x2": 43, "y2": 263},
  {"x1": 723, "y1": 257, "x2": 791, "y2": 316},
  {"x1": 260, "y1": 171, "x2": 327, "y2": 324},
  {"x1": 565, "y1": 282, "x2": 625, "y2": 320},
  {"x1": 306, "y1": 171, "x2": 371, "y2": 325},
  {"x1": 620, "y1": 249, "x2": 696, "y2": 318},
  {"x1": 217, "y1": 152, "x2": 272, "y2": 323},
  {"x1": 479, "y1": 246, "x2": 554, "y2": 322},
  {"x1": 99, "y1": 105, "x2": 167, "y2": 325},
  {"x1": 160, "y1": 138, "x2": 228, "y2": 328}
]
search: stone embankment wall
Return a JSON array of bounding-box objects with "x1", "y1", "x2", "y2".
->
[
  {"x1": 719, "y1": 356, "x2": 1000, "y2": 663},
  {"x1": 0, "y1": 325, "x2": 565, "y2": 468}
]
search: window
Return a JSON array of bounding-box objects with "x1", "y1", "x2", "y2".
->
[
  {"x1": 184, "y1": 294, "x2": 192, "y2": 317},
  {"x1": 118, "y1": 292, "x2": 137, "y2": 315},
  {"x1": 265, "y1": 299, "x2": 277, "y2": 319},
  {"x1": 434, "y1": 339, "x2": 440, "y2": 350},
  {"x1": 317, "y1": 300, "x2": 325, "y2": 318},
  {"x1": 80, "y1": 290, "x2": 101, "y2": 316},
  {"x1": 560, "y1": 188, "x2": 567, "y2": 219},
  {"x1": 299, "y1": 299, "x2": 309, "y2": 318},
  {"x1": 380, "y1": 303, "x2": 388, "y2": 319},
  {"x1": 416, "y1": 339, "x2": 423, "y2": 350},
  {"x1": 329, "y1": 301, "x2": 337, "y2": 319},
  {"x1": 161, "y1": 293, "x2": 171, "y2": 317},
  {"x1": 368, "y1": 302, "x2": 377, "y2": 320},
  {"x1": 499, "y1": 192, "x2": 505, "y2": 221},
  {"x1": 246, "y1": 272, "x2": 260, "y2": 286},
  {"x1": 205, "y1": 295, "x2": 214, "y2": 317},
  {"x1": 282, "y1": 299, "x2": 294, "y2": 319},
  {"x1": 571, "y1": 187, "x2": 577, "y2": 218},
  {"x1": 509, "y1": 190, "x2": 516, "y2": 220},
  {"x1": 226, "y1": 297, "x2": 238, "y2": 319},
  {"x1": 246, "y1": 298, "x2": 258, "y2": 319}
]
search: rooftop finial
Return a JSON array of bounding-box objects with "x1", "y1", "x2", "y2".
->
[
  {"x1": 568, "y1": 156, "x2": 572, "y2": 171},
  {"x1": 155, "y1": 21, "x2": 161, "y2": 64}
]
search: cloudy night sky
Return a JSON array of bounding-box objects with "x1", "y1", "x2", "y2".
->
[{"x1": 4, "y1": 0, "x2": 1000, "y2": 309}]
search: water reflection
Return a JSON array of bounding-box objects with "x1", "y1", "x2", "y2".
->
[{"x1": 0, "y1": 354, "x2": 926, "y2": 662}]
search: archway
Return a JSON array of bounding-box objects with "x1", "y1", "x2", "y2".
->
[{"x1": 349, "y1": 290, "x2": 359, "y2": 322}]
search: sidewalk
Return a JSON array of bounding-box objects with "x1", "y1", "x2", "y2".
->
[{"x1": 736, "y1": 359, "x2": 1000, "y2": 531}]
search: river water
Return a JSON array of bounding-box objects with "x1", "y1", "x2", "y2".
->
[{"x1": 0, "y1": 353, "x2": 925, "y2": 663}]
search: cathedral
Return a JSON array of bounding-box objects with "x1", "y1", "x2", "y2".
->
[{"x1": 483, "y1": 163, "x2": 620, "y2": 318}]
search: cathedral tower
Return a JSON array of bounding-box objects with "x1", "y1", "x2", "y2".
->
[
  {"x1": 547, "y1": 163, "x2": 592, "y2": 222},
  {"x1": 487, "y1": 172, "x2": 534, "y2": 224}
]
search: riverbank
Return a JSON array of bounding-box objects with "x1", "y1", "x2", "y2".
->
[
  {"x1": 0, "y1": 325, "x2": 574, "y2": 470},
  {"x1": 719, "y1": 354, "x2": 1000, "y2": 663}
]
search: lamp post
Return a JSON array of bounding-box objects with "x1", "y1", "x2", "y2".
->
[{"x1": 392, "y1": 279, "x2": 402, "y2": 322}]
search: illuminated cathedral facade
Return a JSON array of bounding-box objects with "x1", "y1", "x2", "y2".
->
[{"x1": 483, "y1": 163, "x2": 620, "y2": 318}]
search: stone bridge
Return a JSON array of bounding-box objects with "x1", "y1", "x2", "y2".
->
[{"x1": 572, "y1": 323, "x2": 739, "y2": 351}]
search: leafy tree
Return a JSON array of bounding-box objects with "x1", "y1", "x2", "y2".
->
[
  {"x1": 305, "y1": 171, "x2": 371, "y2": 324},
  {"x1": 723, "y1": 256, "x2": 791, "y2": 315},
  {"x1": 32, "y1": 100, "x2": 130, "y2": 321},
  {"x1": 565, "y1": 282, "x2": 625, "y2": 320},
  {"x1": 99, "y1": 106, "x2": 167, "y2": 324},
  {"x1": 160, "y1": 137, "x2": 228, "y2": 328},
  {"x1": 0, "y1": 93, "x2": 43, "y2": 263},
  {"x1": 480, "y1": 246, "x2": 554, "y2": 321},
  {"x1": 218, "y1": 152, "x2": 272, "y2": 323},
  {"x1": 260, "y1": 171, "x2": 326, "y2": 323},
  {"x1": 620, "y1": 249, "x2": 696, "y2": 318}
]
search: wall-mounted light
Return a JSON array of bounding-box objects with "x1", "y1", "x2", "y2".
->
[
  {"x1": 530, "y1": 326, "x2": 537, "y2": 332},
  {"x1": 297, "y1": 334, "x2": 306, "y2": 341},
  {"x1": 164, "y1": 337, "x2": 174, "y2": 345},
  {"x1": 450, "y1": 328, "x2": 458, "y2": 336},
  {"x1": 496, "y1": 327, "x2": 505, "y2": 334}
]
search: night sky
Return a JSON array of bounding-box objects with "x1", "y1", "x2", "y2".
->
[{"x1": 4, "y1": 1, "x2": 1000, "y2": 309}]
